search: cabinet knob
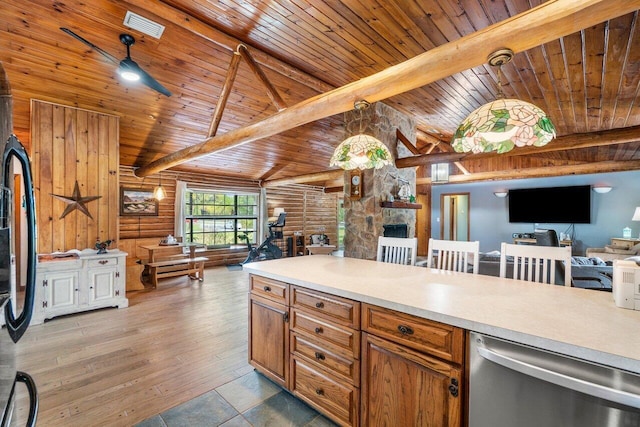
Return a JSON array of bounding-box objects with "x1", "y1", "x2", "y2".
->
[
  {"x1": 314, "y1": 352, "x2": 325, "y2": 361},
  {"x1": 99, "y1": 260, "x2": 109, "y2": 265},
  {"x1": 397, "y1": 324, "x2": 414, "y2": 335},
  {"x1": 315, "y1": 302, "x2": 324, "y2": 308},
  {"x1": 314, "y1": 327, "x2": 323, "y2": 334},
  {"x1": 315, "y1": 388, "x2": 324, "y2": 396},
  {"x1": 263, "y1": 286, "x2": 271, "y2": 292}
]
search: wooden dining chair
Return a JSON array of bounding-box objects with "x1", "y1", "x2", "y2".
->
[
  {"x1": 376, "y1": 236, "x2": 418, "y2": 266},
  {"x1": 500, "y1": 242, "x2": 572, "y2": 286},
  {"x1": 427, "y1": 238, "x2": 480, "y2": 274}
]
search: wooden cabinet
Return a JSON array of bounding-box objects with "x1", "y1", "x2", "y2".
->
[
  {"x1": 33, "y1": 250, "x2": 128, "y2": 325},
  {"x1": 292, "y1": 234, "x2": 306, "y2": 256},
  {"x1": 248, "y1": 276, "x2": 466, "y2": 427},
  {"x1": 289, "y1": 286, "x2": 360, "y2": 427},
  {"x1": 248, "y1": 275, "x2": 290, "y2": 387},
  {"x1": 361, "y1": 304, "x2": 464, "y2": 427}
]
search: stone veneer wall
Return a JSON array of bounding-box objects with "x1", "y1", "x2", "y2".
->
[{"x1": 343, "y1": 102, "x2": 416, "y2": 260}]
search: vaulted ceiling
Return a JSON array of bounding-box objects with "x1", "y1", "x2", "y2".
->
[{"x1": 2, "y1": 0, "x2": 640, "y2": 187}]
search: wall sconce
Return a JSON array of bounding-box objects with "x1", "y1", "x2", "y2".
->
[
  {"x1": 494, "y1": 191, "x2": 508, "y2": 198},
  {"x1": 431, "y1": 163, "x2": 449, "y2": 184},
  {"x1": 153, "y1": 173, "x2": 166, "y2": 201},
  {"x1": 592, "y1": 185, "x2": 612, "y2": 194}
]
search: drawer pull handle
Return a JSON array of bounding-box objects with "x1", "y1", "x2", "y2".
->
[
  {"x1": 263, "y1": 286, "x2": 271, "y2": 292},
  {"x1": 99, "y1": 260, "x2": 109, "y2": 265},
  {"x1": 315, "y1": 388, "x2": 324, "y2": 396},
  {"x1": 315, "y1": 302, "x2": 324, "y2": 308},
  {"x1": 314, "y1": 327, "x2": 323, "y2": 334},
  {"x1": 397, "y1": 324, "x2": 414, "y2": 335},
  {"x1": 315, "y1": 352, "x2": 325, "y2": 361}
]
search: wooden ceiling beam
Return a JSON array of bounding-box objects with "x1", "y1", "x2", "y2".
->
[
  {"x1": 262, "y1": 170, "x2": 344, "y2": 188},
  {"x1": 207, "y1": 50, "x2": 242, "y2": 138},
  {"x1": 237, "y1": 44, "x2": 287, "y2": 111},
  {"x1": 134, "y1": 0, "x2": 640, "y2": 177},
  {"x1": 416, "y1": 159, "x2": 640, "y2": 185},
  {"x1": 396, "y1": 125, "x2": 640, "y2": 168},
  {"x1": 396, "y1": 129, "x2": 420, "y2": 155}
]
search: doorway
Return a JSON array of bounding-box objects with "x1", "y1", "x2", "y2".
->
[{"x1": 440, "y1": 193, "x2": 470, "y2": 241}]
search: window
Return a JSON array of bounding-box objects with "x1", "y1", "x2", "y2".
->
[{"x1": 184, "y1": 190, "x2": 259, "y2": 248}]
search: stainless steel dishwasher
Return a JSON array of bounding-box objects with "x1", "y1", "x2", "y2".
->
[{"x1": 469, "y1": 332, "x2": 640, "y2": 427}]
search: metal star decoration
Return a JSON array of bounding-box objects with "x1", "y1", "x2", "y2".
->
[{"x1": 51, "y1": 181, "x2": 102, "y2": 219}]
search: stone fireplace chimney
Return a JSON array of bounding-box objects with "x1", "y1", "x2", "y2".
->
[{"x1": 343, "y1": 102, "x2": 417, "y2": 260}]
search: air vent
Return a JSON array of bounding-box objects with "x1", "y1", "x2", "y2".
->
[{"x1": 123, "y1": 11, "x2": 165, "y2": 39}]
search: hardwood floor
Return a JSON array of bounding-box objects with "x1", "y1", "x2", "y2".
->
[{"x1": 13, "y1": 267, "x2": 253, "y2": 426}]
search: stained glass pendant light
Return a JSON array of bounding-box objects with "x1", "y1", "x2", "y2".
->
[
  {"x1": 330, "y1": 100, "x2": 393, "y2": 170},
  {"x1": 451, "y1": 49, "x2": 556, "y2": 154}
]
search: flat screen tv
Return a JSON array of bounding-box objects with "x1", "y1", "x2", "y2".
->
[{"x1": 508, "y1": 185, "x2": 591, "y2": 223}]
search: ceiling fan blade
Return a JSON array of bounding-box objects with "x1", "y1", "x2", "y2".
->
[
  {"x1": 131, "y1": 63, "x2": 172, "y2": 97},
  {"x1": 60, "y1": 27, "x2": 119, "y2": 65}
]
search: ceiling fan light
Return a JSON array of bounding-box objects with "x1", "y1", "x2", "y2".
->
[
  {"x1": 330, "y1": 134, "x2": 393, "y2": 170},
  {"x1": 451, "y1": 98, "x2": 556, "y2": 154},
  {"x1": 118, "y1": 65, "x2": 140, "y2": 81},
  {"x1": 119, "y1": 70, "x2": 140, "y2": 81},
  {"x1": 118, "y1": 59, "x2": 141, "y2": 81}
]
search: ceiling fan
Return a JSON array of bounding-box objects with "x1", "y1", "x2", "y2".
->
[{"x1": 60, "y1": 27, "x2": 172, "y2": 97}]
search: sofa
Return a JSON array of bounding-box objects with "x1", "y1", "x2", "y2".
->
[{"x1": 477, "y1": 252, "x2": 613, "y2": 291}]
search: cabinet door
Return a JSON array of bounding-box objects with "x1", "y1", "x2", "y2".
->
[
  {"x1": 361, "y1": 333, "x2": 462, "y2": 427},
  {"x1": 44, "y1": 271, "x2": 80, "y2": 311},
  {"x1": 88, "y1": 268, "x2": 115, "y2": 304},
  {"x1": 249, "y1": 293, "x2": 289, "y2": 387}
]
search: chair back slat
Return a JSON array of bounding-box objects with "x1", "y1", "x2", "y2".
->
[
  {"x1": 500, "y1": 242, "x2": 571, "y2": 286},
  {"x1": 427, "y1": 238, "x2": 480, "y2": 274},
  {"x1": 376, "y1": 237, "x2": 418, "y2": 266}
]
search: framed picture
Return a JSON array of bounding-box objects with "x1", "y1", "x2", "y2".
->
[{"x1": 120, "y1": 187, "x2": 158, "y2": 216}]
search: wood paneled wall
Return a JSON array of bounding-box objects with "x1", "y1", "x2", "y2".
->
[
  {"x1": 265, "y1": 185, "x2": 339, "y2": 250},
  {"x1": 31, "y1": 100, "x2": 118, "y2": 253},
  {"x1": 119, "y1": 166, "x2": 178, "y2": 240}
]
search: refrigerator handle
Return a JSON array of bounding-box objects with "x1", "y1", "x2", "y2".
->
[
  {"x1": 2, "y1": 135, "x2": 37, "y2": 343},
  {"x1": 477, "y1": 345, "x2": 640, "y2": 409},
  {"x1": 15, "y1": 371, "x2": 38, "y2": 427}
]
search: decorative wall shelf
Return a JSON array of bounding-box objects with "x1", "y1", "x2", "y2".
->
[{"x1": 380, "y1": 201, "x2": 422, "y2": 209}]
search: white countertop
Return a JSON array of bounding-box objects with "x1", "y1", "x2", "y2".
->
[{"x1": 243, "y1": 256, "x2": 640, "y2": 374}]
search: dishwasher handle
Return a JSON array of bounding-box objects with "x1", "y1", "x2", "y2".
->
[{"x1": 477, "y1": 345, "x2": 640, "y2": 409}]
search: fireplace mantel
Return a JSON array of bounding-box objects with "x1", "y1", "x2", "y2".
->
[{"x1": 380, "y1": 201, "x2": 422, "y2": 209}]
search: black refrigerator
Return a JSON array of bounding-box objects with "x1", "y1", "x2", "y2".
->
[{"x1": 0, "y1": 134, "x2": 38, "y2": 426}]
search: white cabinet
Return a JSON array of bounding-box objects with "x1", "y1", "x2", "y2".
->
[{"x1": 33, "y1": 250, "x2": 128, "y2": 325}]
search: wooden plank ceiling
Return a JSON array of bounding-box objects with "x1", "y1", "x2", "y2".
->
[{"x1": 1, "y1": 0, "x2": 640, "y2": 186}]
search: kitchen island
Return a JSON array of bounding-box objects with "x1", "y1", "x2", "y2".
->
[{"x1": 243, "y1": 255, "x2": 640, "y2": 426}]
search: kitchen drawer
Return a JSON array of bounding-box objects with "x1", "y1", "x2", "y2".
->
[
  {"x1": 362, "y1": 303, "x2": 464, "y2": 364},
  {"x1": 86, "y1": 257, "x2": 119, "y2": 268},
  {"x1": 291, "y1": 286, "x2": 360, "y2": 328},
  {"x1": 291, "y1": 309, "x2": 359, "y2": 358},
  {"x1": 291, "y1": 331, "x2": 359, "y2": 385},
  {"x1": 290, "y1": 356, "x2": 359, "y2": 427},
  {"x1": 250, "y1": 275, "x2": 289, "y2": 304}
]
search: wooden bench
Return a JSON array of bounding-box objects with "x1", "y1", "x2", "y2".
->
[{"x1": 146, "y1": 256, "x2": 209, "y2": 286}]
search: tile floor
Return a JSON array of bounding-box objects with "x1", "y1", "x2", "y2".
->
[{"x1": 135, "y1": 370, "x2": 338, "y2": 427}]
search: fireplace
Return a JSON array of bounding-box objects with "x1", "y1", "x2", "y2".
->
[{"x1": 383, "y1": 224, "x2": 408, "y2": 238}]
